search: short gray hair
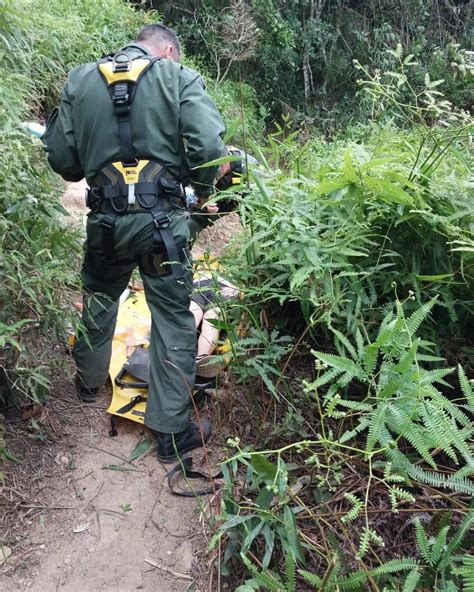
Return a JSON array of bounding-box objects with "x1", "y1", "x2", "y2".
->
[{"x1": 136, "y1": 24, "x2": 180, "y2": 55}]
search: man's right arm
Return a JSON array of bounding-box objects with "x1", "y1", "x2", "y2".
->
[
  {"x1": 179, "y1": 69, "x2": 225, "y2": 201},
  {"x1": 42, "y1": 80, "x2": 84, "y2": 182}
]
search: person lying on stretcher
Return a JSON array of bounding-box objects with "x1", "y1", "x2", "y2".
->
[{"x1": 189, "y1": 275, "x2": 239, "y2": 389}]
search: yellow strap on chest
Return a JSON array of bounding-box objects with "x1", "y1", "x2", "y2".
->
[{"x1": 98, "y1": 58, "x2": 153, "y2": 85}]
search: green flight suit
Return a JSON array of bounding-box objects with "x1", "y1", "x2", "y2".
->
[{"x1": 42, "y1": 43, "x2": 225, "y2": 433}]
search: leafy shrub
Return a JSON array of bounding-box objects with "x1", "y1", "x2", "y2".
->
[
  {"x1": 221, "y1": 72, "x2": 473, "y2": 352},
  {"x1": 210, "y1": 55, "x2": 473, "y2": 590},
  {"x1": 0, "y1": 0, "x2": 156, "y2": 403},
  {"x1": 214, "y1": 299, "x2": 473, "y2": 590}
]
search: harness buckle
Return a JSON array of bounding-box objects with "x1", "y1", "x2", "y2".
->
[
  {"x1": 112, "y1": 51, "x2": 132, "y2": 73},
  {"x1": 101, "y1": 214, "x2": 116, "y2": 231},
  {"x1": 112, "y1": 82, "x2": 129, "y2": 105},
  {"x1": 152, "y1": 213, "x2": 171, "y2": 229}
]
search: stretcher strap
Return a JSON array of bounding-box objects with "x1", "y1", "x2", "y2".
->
[{"x1": 167, "y1": 456, "x2": 223, "y2": 497}]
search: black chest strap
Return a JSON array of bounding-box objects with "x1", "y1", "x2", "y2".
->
[{"x1": 97, "y1": 51, "x2": 158, "y2": 165}]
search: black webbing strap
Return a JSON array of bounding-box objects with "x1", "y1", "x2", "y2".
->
[
  {"x1": 116, "y1": 395, "x2": 148, "y2": 415},
  {"x1": 109, "y1": 394, "x2": 148, "y2": 437},
  {"x1": 99, "y1": 182, "x2": 159, "y2": 200},
  {"x1": 101, "y1": 213, "x2": 117, "y2": 259},
  {"x1": 111, "y1": 79, "x2": 136, "y2": 165},
  {"x1": 167, "y1": 456, "x2": 223, "y2": 497},
  {"x1": 151, "y1": 211, "x2": 184, "y2": 279}
]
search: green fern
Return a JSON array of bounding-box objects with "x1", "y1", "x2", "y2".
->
[
  {"x1": 402, "y1": 567, "x2": 422, "y2": 592},
  {"x1": 285, "y1": 553, "x2": 296, "y2": 592},
  {"x1": 341, "y1": 493, "x2": 364, "y2": 523},
  {"x1": 310, "y1": 299, "x2": 474, "y2": 496},
  {"x1": 298, "y1": 568, "x2": 323, "y2": 588},
  {"x1": 459, "y1": 555, "x2": 474, "y2": 592},
  {"x1": 335, "y1": 558, "x2": 419, "y2": 589},
  {"x1": 458, "y1": 364, "x2": 474, "y2": 411},
  {"x1": 240, "y1": 554, "x2": 283, "y2": 591}
]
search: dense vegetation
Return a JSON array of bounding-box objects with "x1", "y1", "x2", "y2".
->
[
  {"x1": 211, "y1": 78, "x2": 473, "y2": 589},
  {"x1": 152, "y1": 0, "x2": 473, "y2": 126},
  {"x1": 1, "y1": 0, "x2": 472, "y2": 590}
]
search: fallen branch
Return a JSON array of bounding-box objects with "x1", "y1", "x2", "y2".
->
[{"x1": 144, "y1": 558, "x2": 193, "y2": 581}]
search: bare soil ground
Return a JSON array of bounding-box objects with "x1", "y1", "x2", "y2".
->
[{"x1": 0, "y1": 181, "x2": 242, "y2": 592}]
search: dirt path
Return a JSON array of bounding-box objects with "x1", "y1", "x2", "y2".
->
[
  {"x1": 1, "y1": 180, "x2": 240, "y2": 592},
  {"x1": 10, "y1": 415, "x2": 199, "y2": 592}
]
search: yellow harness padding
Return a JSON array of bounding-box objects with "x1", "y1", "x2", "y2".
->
[
  {"x1": 97, "y1": 58, "x2": 154, "y2": 85},
  {"x1": 110, "y1": 160, "x2": 150, "y2": 184},
  {"x1": 107, "y1": 290, "x2": 151, "y2": 424}
]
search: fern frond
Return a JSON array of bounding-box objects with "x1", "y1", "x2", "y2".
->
[
  {"x1": 341, "y1": 493, "x2": 364, "y2": 523},
  {"x1": 311, "y1": 366, "x2": 344, "y2": 388},
  {"x1": 458, "y1": 364, "x2": 474, "y2": 411},
  {"x1": 404, "y1": 297, "x2": 437, "y2": 336},
  {"x1": 444, "y1": 511, "x2": 474, "y2": 560},
  {"x1": 331, "y1": 326, "x2": 358, "y2": 360},
  {"x1": 418, "y1": 366, "x2": 454, "y2": 387},
  {"x1": 402, "y1": 567, "x2": 421, "y2": 592},
  {"x1": 355, "y1": 328, "x2": 365, "y2": 360},
  {"x1": 389, "y1": 486, "x2": 416, "y2": 513},
  {"x1": 406, "y1": 463, "x2": 474, "y2": 495},
  {"x1": 340, "y1": 417, "x2": 370, "y2": 444},
  {"x1": 414, "y1": 518, "x2": 431, "y2": 563},
  {"x1": 459, "y1": 554, "x2": 474, "y2": 592},
  {"x1": 285, "y1": 552, "x2": 296, "y2": 592},
  {"x1": 313, "y1": 351, "x2": 367, "y2": 380},
  {"x1": 363, "y1": 343, "x2": 379, "y2": 375},
  {"x1": 336, "y1": 398, "x2": 373, "y2": 412},
  {"x1": 240, "y1": 554, "x2": 282, "y2": 590},
  {"x1": 298, "y1": 569, "x2": 323, "y2": 587},
  {"x1": 430, "y1": 525, "x2": 450, "y2": 566},
  {"x1": 366, "y1": 404, "x2": 388, "y2": 453},
  {"x1": 336, "y1": 558, "x2": 418, "y2": 589},
  {"x1": 390, "y1": 407, "x2": 438, "y2": 468}
]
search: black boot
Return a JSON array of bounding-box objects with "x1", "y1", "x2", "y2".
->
[
  {"x1": 195, "y1": 375, "x2": 216, "y2": 390},
  {"x1": 156, "y1": 420, "x2": 212, "y2": 464},
  {"x1": 75, "y1": 375, "x2": 99, "y2": 403}
]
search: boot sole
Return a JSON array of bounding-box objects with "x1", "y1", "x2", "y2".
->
[
  {"x1": 157, "y1": 439, "x2": 211, "y2": 464},
  {"x1": 157, "y1": 450, "x2": 193, "y2": 464},
  {"x1": 77, "y1": 394, "x2": 97, "y2": 403}
]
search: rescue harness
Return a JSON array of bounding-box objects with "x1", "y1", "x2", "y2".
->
[{"x1": 87, "y1": 50, "x2": 186, "y2": 278}]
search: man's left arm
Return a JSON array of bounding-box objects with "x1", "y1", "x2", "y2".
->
[
  {"x1": 179, "y1": 70, "x2": 225, "y2": 201},
  {"x1": 42, "y1": 80, "x2": 84, "y2": 182}
]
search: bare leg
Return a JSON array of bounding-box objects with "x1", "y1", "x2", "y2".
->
[
  {"x1": 190, "y1": 300, "x2": 204, "y2": 328},
  {"x1": 197, "y1": 308, "x2": 219, "y2": 357}
]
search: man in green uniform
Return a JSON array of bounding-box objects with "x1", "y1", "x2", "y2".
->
[{"x1": 42, "y1": 24, "x2": 225, "y2": 463}]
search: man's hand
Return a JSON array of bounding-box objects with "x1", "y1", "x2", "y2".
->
[
  {"x1": 202, "y1": 162, "x2": 231, "y2": 213},
  {"x1": 216, "y1": 160, "x2": 232, "y2": 180},
  {"x1": 195, "y1": 192, "x2": 219, "y2": 213},
  {"x1": 205, "y1": 203, "x2": 219, "y2": 214}
]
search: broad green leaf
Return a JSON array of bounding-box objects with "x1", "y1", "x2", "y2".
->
[
  {"x1": 223, "y1": 117, "x2": 241, "y2": 143},
  {"x1": 192, "y1": 155, "x2": 241, "y2": 169},
  {"x1": 129, "y1": 438, "x2": 151, "y2": 461},
  {"x1": 252, "y1": 454, "x2": 278, "y2": 483}
]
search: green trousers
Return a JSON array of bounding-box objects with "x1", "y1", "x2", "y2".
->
[{"x1": 73, "y1": 208, "x2": 196, "y2": 434}]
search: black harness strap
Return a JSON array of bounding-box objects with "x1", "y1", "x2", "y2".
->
[
  {"x1": 167, "y1": 456, "x2": 223, "y2": 497},
  {"x1": 101, "y1": 213, "x2": 117, "y2": 260},
  {"x1": 109, "y1": 395, "x2": 148, "y2": 437},
  {"x1": 151, "y1": 211, "x2": 184, "y2": 279},
  {"x1": 111, "y1": 81, "x2": 136, "y2": 166}
]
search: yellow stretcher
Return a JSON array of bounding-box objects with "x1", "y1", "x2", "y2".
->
[
  {"x1": 106, "y1": 259, "x2": 232, "y2": 434},
  {"x1": 107, "y1": 290, "x2": 151, "y2": 427}
]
